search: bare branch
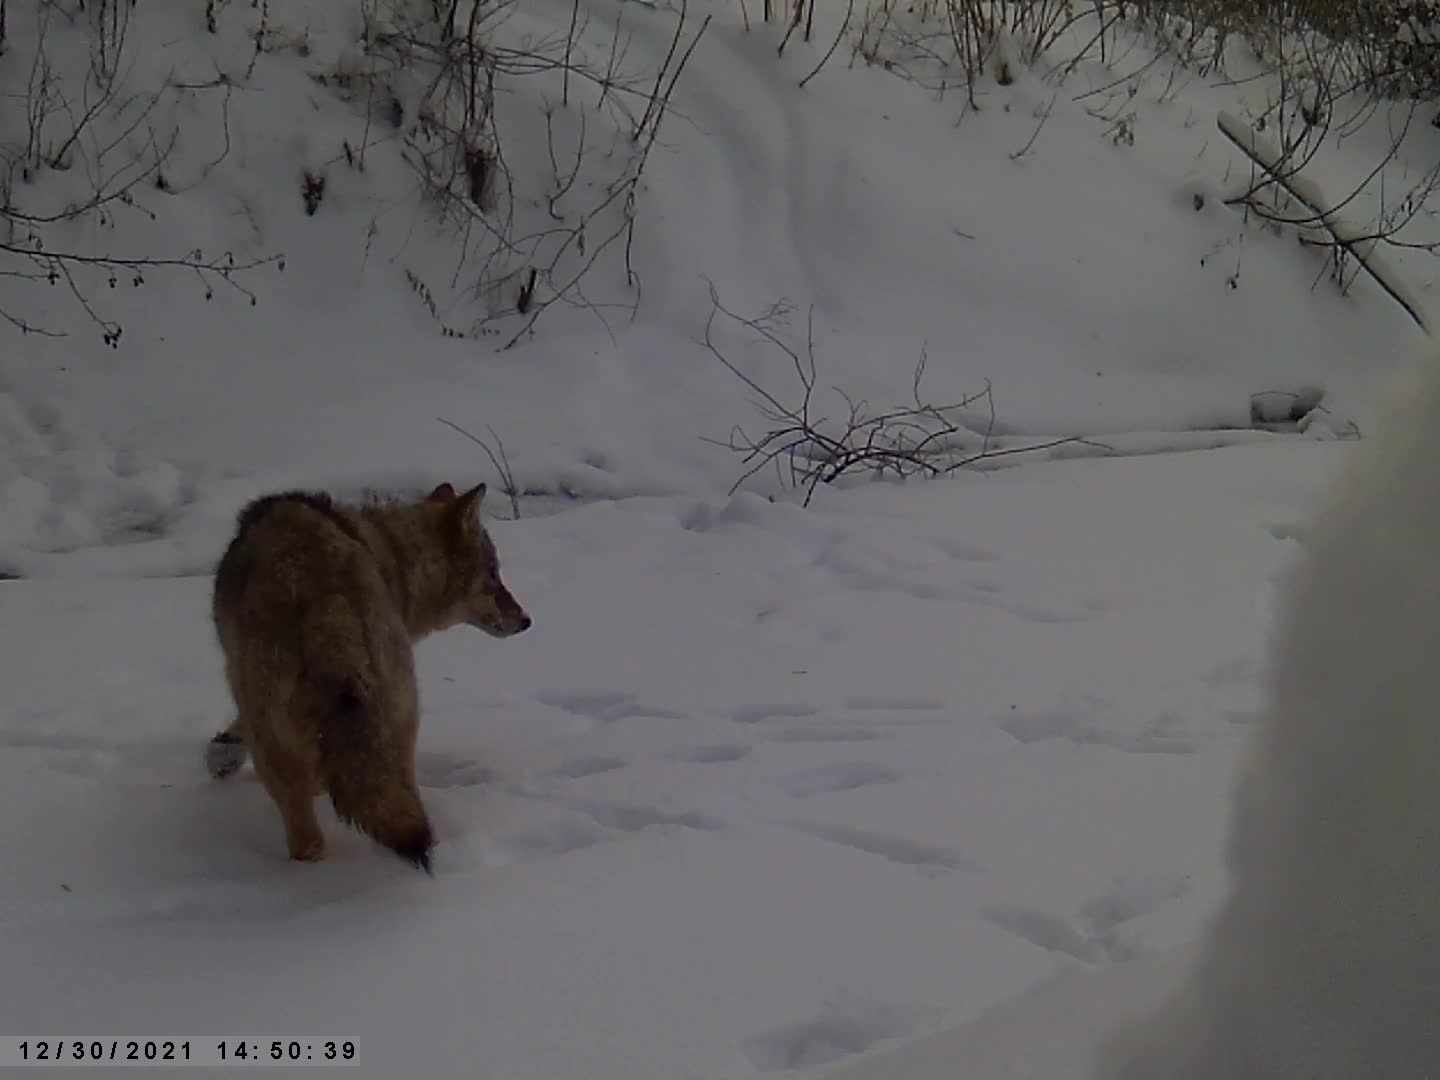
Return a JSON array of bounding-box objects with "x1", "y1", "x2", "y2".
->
[
  {"x1": 799, "y1": 0, "x2": 854, "y2": 89},
  {"x1": 437, "y1": 416, "x2": 523, "y2": 519}
]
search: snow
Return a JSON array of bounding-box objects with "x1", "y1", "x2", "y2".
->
[
  {"x1": 0, "y1": 447, "x2": 1323, "y2": 1076},
  {"x1": 818, "y1": 946, "x2": 1196, "y2": 1080},
  {"x1": 1, "y1": 0, "x2": 1436, "y2": 1076},
  {"x1": 1093, "y1": 344, "x2": 1440, "y2": 1080}
]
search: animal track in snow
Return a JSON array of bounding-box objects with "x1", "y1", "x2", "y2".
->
[
  {"x1": 765, "y1": 728, "x2": 887, "y2": 745},
  {"x1": 996, "y1": 697, "x2": 1198, "y2": 755},
  {"x1": 843, "y1": 695, "x2": 945, "y2": 713},
  {"x1": 816, "y1": 543, "x2": 1098, "y2": 624},
  {"x1": 781, "y1": 763, "x2": 899, "y2": 798},
  {"x1": 982, "y1": 903, "x2": 1106, "y2": 963},
  {"x1": 42, "y1": 749, "x2": 120, "y2": 782},
  {"x1": 976, "y1": 593, "x2": 1101, "y2": 625},
  {"x1": 3, "y1": 731, "x2": 214, "y2": 788},
  {"x1": 9, "y1": 877, "x2": 367, "y2": 931},
  {"x1": 733, "y1": 703, "x2": 819, "y2": 725},
  {"x1": 416, "y1": 755, "x2": 495, "y2": 789},
  {"x1": 669, "y1": 744, "x2": 751, "y2": 764},
  {"x1": 0, "y1": 730, "x2": 100, "y2": 752},
  {"x1": 742, "y1": 1004, "x2": 913, "y2": 1072},
  {"x1": 1076, "y1": 871, "x2": 1192, "y2": 958},
  {"x1": 535, "y1": 690, "x2": 686, "y2": 724},
  {"x1": 549, "y1": 755, "x2": 626, "y2": 779},
  {"x1": 578, "y1": 802, "x2": 717, "y2": 834},
  {"x1": 994, "y1": 698, "x2": 1103, "y2": 745},
  {"x1": 526, "y1": 793, "x2": 722, "y2": 835},
  {"x1": 492, "y1": 795, "x2": 721, "y2": 863},
  {"x1": 786, "y1": 821, "x2": 975, "y2": 873},
  {"x1": 930, "y1": 537, "x2": 1000, "y2": 562},
  {"x1": 494, "y1": 819, "x2": 609, "y2": 861},
  {"x1": 982, "y1": 886, "x2": 1183, "y2": 965}
]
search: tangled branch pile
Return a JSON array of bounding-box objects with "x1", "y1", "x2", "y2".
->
[{"x1": 701, "y1": 284, "x2": 1098, "y2": 505}]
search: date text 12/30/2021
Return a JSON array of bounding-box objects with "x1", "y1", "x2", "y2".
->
[{"x1": 1, "y1": 1037, "x2": 359, "y2": 1066}]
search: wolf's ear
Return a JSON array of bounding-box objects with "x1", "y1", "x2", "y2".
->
[
  {"x1": 454, "y1": 482, "x2": 487, "y2": 520},
  {"x1": 427, "y1": 482, "x2": 457, "y2": 502}
]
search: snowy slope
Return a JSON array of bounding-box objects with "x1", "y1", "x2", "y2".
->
[
  {"x1": 2, "y1": 0, "x2": 1429, "y2": 570},
  {"x1": 1, "y1": 0, "x2": 1434, "y2": 1076}
]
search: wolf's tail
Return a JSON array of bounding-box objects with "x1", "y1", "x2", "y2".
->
[
  {"x1": 303, "y1": 600, "x2": 435, "y2": 874},
  {"x1": 315, "y1": 687, "x2": 435, "y2": 874}
]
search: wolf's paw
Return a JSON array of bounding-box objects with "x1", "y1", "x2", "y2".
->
[
  {"x1": 288, "y1": 838, "x2": 326, "y2": 862},
  {"x1": 205, "y1": 733, "x2": 248, "y2": 779}
]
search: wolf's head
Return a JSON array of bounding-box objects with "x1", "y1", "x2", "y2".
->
[{"x1": 427, "y1": 481, "x2": 532, "y2": 638}]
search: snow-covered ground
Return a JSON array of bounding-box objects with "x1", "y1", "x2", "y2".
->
[{"x1": 1, "y1": 0, "x2": 1434, "y2": 1076}]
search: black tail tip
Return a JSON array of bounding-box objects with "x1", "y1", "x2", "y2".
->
[{"x1": 392, "y1": 823, "x2": 435, "y2": 875}]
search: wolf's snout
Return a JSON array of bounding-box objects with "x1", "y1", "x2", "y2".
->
[{"x1": 495, "y1": 584, "x2": 531, "y2": 634}]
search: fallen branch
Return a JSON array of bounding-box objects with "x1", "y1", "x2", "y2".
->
[{"x1": 1217, "y1": 109, "x2": 1431, "y2": 334}]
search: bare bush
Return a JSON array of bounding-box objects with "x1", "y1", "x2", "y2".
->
[
  {"x1": 1169, "y1": 10, "x2": 1440, "y2": 314},
  {"x1": 851, "y1": 0, "x2": 1109, "y2": 103},
  {"x1": 848, "y1": 2, "x2": 1440, "y2": 316},
  {"x1": 3, "y1": 0, "x2": 707, "y2": 347},
  {"x1": 1127, "y1": 1, "x2": 1440, "y2": 100},
  {"x1": 700, "y1": 283, "x2": 1101, "y2": 505},
  {"x1": 1, "y1": 0, "x2": 281, "y2": 343},
  {"x1": 849, "y1": 1, "x2": 1440, "y2": 108},
  {"x1": 335, "y1": 0, "x2": 709, "y2": 348}
]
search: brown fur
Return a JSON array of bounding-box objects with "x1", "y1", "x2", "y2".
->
[{"x1": 208, "y1": 482, "x2": 531, "y2": 872}]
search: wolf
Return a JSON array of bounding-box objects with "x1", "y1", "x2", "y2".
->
[
  {"x1": 1093, "y1": 352, "x2": 1440, "y2": 1078},
  {"x1": 205, "y1": 481, "x2": 531, "y2": 873}
]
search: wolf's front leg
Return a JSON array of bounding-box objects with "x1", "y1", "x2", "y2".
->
[{"x1": 206, "y1": 719, "x2": 250, "y2": 779}]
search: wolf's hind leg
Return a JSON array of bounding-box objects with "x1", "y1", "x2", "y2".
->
[
  {"x1": 206, "y1": 717, "x2": 250, "y2": 780},
  {"x1": 252, "y1": 740, "x2": 326, "y2": 862}
]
